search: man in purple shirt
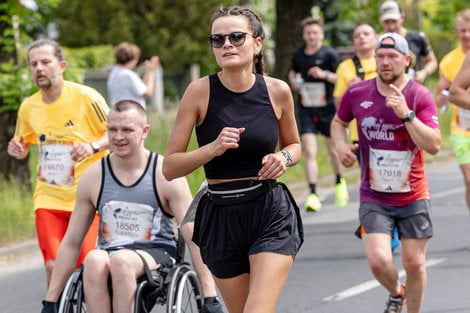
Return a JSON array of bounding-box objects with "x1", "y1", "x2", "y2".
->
[{"x1": 331, "y1": 33, "x2": 441, "y2": 313}]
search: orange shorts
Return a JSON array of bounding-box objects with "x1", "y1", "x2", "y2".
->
[{"x1": 35, "y1": 208, "x2": 99, "y2": 267}]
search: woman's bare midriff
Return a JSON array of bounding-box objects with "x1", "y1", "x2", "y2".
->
[{"x1": 207, "y1": 176, "x2": 260, "y2": 185}]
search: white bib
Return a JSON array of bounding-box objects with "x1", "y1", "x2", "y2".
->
[
  {"x1": 38, "y1": 144, "x2": 75, "y2": 186},
  {"x1": 456, "y1": 108, "x2": 470, "y2": 131},
  {"x1": 300, "y1": 82, "x2": 327, "y2": 108},
  {"x1": 369, "y1": 148, "x2": 412, "y2": 193},
  {"x1": 101, "y1": 201, "x2": 154, "y2": 243}
]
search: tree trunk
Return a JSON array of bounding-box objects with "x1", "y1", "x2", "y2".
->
[
  {"x1": 273, "y1": 0, "x2": 313, "y2": 81},
  {"x1": 0, "y1": 8, "x2": 31, "y2": 187},
  {"x1": 0, "y1": 111, "x2": 30, "y2": 186}
]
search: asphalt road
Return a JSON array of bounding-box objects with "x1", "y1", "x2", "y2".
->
[{"x1": 1, "y1": 158, "x2": 469, "y2": 313}]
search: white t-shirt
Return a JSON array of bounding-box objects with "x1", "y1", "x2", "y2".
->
[{"x1": 107, "y1": 65, "x2": 147, "y2": 108}]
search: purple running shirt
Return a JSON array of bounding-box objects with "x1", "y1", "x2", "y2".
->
[{"x1": 337, "y1": 78, "x2": 439, "y2": 206}]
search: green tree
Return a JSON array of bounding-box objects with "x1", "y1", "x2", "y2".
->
[
  {"x1": 273, "y1": 0, "x2": 356, "y2": 81},
  {"x1": 0, "y1": 0, "x2": 61, "y2": 183},
  {"x1": 273, "y1": 0, "x2": 313, "y2": 81},
  {"x1": 55, "y1": 0, "x2": 238, "y2": 74},
  {"x1": 0, "y1": 1, "x2": 34, "y2": 183}
]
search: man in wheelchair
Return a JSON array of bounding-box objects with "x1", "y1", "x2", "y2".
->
[{"x1": 41, "y1": 100, "x2": 223, "y2": 313}]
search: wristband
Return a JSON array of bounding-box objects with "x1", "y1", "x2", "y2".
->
[{"x1": 281, "y1": 150, "x2": 293, "y2": 167}]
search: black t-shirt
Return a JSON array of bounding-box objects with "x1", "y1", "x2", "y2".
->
[
  {"x1": 291, "y1": 45, "x2": 340, "y2": 109},
  {"x1": 405, "y1": 29, "x2": 432, "y2": 71}
]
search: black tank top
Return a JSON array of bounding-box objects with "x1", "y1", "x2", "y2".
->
[{"x1": 196, "y1": 74, "x2": 279, "y2": 179}]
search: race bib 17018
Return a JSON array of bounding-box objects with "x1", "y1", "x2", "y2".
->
[{"x1": 369, "y1": 148, "x2": 412, "y2": 193}]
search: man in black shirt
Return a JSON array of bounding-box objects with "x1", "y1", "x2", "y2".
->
[
  {"x1": 380, "y1": 0, "x2": 437, "y2": 84},
  {"x1": 289, "y1": 17, "x2": 349, "y2": 212}
]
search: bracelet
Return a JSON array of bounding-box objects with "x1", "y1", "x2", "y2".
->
[
  {"x1": 281, "y1": 150, "x2": 293, "y2": 167},
  {"x1": 323, "y1": 71, "x2": 329, "y2": 80}
]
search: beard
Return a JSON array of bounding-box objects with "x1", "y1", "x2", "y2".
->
[
  {"x1": 378, "y1": 71, "x2": 400, "y2": 85},
  {"x1": 35, "y1": 75, "x2": 57, "y2": 89},
  {"x1": 35, "y1": 79, "x2": 52, "y2": 89}
]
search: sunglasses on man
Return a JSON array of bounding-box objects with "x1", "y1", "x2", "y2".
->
[{"x1": 208, "y1": 32, "x2": 254, "y2": 48}]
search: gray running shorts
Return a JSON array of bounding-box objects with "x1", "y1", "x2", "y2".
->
[{"x1": 358, "y1": 199, "x2": 433, "y2": 239}]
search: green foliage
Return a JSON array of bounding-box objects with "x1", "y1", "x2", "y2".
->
[
  {"x1": 54, "y1": 0, "x2": 238, "y2": 72},
  {"x1": 0, "y1": 0, "x2": 61, "y2": 112},
  {"x1": 0, "y1": 60, "x2": 35, "y2": 112},
  {"x1": 61, "y1": 45, "x2": 115, "y2": 84},
  {"x1": 64, "y1": 45, "x2": 115, "y2": 69}
]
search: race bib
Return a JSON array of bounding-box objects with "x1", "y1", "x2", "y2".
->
[
  {"x1": 300, "y1": 82, "x2": 327, "y2": 108},
  {"x1": 406, "y1": 68, "x2": 416, "y2": 80},
  {"x1": 101, "y1": 201, "x2": 153, "y2": 244},
  {"x1": 38, "y1": 143, "x2": 75, "y2": 186},
  {"x1": 369, "y1": 148, "x2": 412, "y2": 193},
  {"x1": 456, "y1": 108, "x2": 470, "y2": 131}
]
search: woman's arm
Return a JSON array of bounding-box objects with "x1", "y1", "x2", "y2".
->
[
  {"x1": 258, "y1": 77, "x2": 301, "y2": 179},
  {"x1": 163, "y1": 77, "x2": 245, "y2": 180}
]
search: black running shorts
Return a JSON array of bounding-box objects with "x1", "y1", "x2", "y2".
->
[
  {"x1": 298, "y1": 105, "x2": 336, "y2": 136},
  {"x1": 193, "y1": 180, "x2": 304, "y2": 279}
]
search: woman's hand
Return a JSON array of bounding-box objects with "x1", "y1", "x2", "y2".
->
[
  {"x1": 212, "y1": 127, "x2": 245, "y2": 156},
  {"x1": 258, "y1": 152, "x2": 287, "y2": 180}
]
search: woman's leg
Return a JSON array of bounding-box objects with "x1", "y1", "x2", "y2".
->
[
  {"x1": 214, "y1": 274, "x2": 250, "y2": 313},
  {"x1": 245, "y1": 252, "x2": 294, "y2": 313}
]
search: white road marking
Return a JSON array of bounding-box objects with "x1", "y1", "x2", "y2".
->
[
  {"x1": 431, "y1": 187, "x2": 465, "y2": 199},
  {"x1": 323, "y1": 258, "x2": 447, "y2": 302}
]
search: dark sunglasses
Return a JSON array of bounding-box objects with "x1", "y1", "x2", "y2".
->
[{"x1": 208, "y1": 32, "x2": 253, "y2": 48}]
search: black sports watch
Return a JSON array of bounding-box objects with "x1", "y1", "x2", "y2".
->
[
  {"x1": 90, "y1": 141, "x2": 101, "y2": 153},
  {"x1": 401, "y1": 110, "x2": 416, "y2": 123}
]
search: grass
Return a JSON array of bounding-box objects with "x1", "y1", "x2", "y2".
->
[
  {"x1": 0, "y1": 179, "x2": 35, "y2": 244},
  {"x1": 0, "y1": 92, "x2": 454, "y2": 244}
]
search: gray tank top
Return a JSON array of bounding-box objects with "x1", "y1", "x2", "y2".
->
[{"x1": 96, "y1": 152, "x2": 176, "y2": 252}]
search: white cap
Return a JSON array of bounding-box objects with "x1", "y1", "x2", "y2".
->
[{"x1": 380, "y1": 0, "x2": 401, "y2": 22}]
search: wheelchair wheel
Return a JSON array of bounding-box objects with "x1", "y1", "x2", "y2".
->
[
  {"x1": 166, "y1": 263, "x2": 202, "y2": 313},
  {"x1": 58, "y1": 268, "x2": 87, "y2": 313}
]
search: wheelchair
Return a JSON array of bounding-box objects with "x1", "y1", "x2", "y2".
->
[{"x1": 57, "y1": 235, "x2": 203, "y2": 313}]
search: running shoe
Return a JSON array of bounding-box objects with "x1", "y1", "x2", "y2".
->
[
  {"x1": 335, "y1": 178, "x2": 349, "y2": 207},
  {"x1": 202, "y1": 297, "x2": 224, "y2": 313},
  {"x1": 304, "y1": 193, "x2": 322, "y2": 212},
  {"x1": 391, "y1": 227, "x2": 401, "y2": 252},
  {"x1": 384, "y1": 295, "x2": 404, "y2": 313}
]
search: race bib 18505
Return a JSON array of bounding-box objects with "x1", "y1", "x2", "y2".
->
[{"x1": 101, "y1": 201, "x2": 154, "y2": 244}]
